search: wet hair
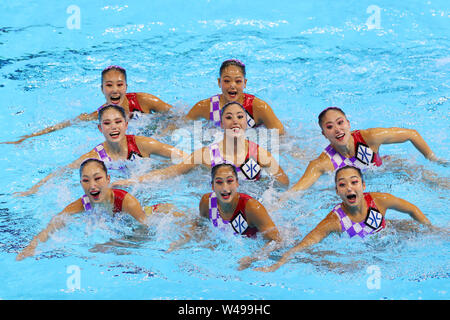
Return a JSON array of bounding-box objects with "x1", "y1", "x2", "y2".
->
[
  {"x1": 220, "y1": 101, "x2": 246, "y2": 119},
  {"x1": 101, "y1": 65, "x2": 127, "y2": 84},
  {"x1": 211, "y1": 163, "x2": 238, "y2": 183},
  {"x1": 219, "y1": 59, "x2": 246, "y2": 77},
  {"x1": 98, "y1": 104, "x2": 127, "y2": 122},
  {"x1": 79, "y1": 158, "x2": 108, "y2": 177},
  {"x1": 317, "y1": 106, "x2": 346, "y2": 128},
  {"x1": 334, "y1": 165, "x2": 364, "y2": 184}
]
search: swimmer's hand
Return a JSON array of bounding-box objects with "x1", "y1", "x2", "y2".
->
[
  {"x1": 16, "y1": 241, "x2": 38, "y2": 261},
  {"x1": 254, "y1": 261, "x2": 284, "y2": 273},
  {"x1": 14, "y1": 186, "x2": 39, "y2": 197},
  {"x1": 238, "y1": 256, "x2": 258, "y2": 271},
  {"x1": 1, "y1": 137, "x2": 27, "y2": 144},
  {"x1": 428, "y1": 153, "x2": 449, "y2": 167}
]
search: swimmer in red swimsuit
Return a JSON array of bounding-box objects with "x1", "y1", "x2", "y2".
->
[
  {"x1": 186, "y1": 59, "x2": 285, "y2": 134},
  {"x1": 16, "y1": 158, "x2": 172, "y2": 261},
  {"x1": 3, "y1": 65, "x2": 173, "y2": 144},
  {"x1": 114, "y1": 101, "x2": 289, "y2": 187},
  {"x1": 15, "y1": 105, "x2": 188, "y2": 196},
  {"x1": 169, "y1": 163, "x2": 282, "y2": 270},
  {"x1": 289, "y1": 107, "x2": 447, "y2": 193},
  {"x1": 257, "y1": 166, "x2": 434, "y2": 272}
]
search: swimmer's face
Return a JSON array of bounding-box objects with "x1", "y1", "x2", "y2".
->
[
  {"x1": 221, "y1": 103, "x2": 247, "y2": 138},
  {"x1": 101, "y1": 70, "x2": 128, "y2": 105},
  {"x1": 212, "y1": 166, "x2": 239, "y2": 203},
  {"x1": 335, "y1": 167, "x2": 365, "y2": 207},
  {"x1": 320, "y1": 109, "x2": 351, "y2": 146},
  {"x1": 98, "y1": 108, "x2": 128, "y2": 143},
  {"x1": 80, "y1": 162, "x2": 111, "y2": 203},
  {"x1": 218, "y1": 65, "x2": 247, "y2": 102}
]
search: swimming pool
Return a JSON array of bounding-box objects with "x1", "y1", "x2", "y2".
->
[{"x1": 0, "y1": 0, "x2": 448, "y2": 300}]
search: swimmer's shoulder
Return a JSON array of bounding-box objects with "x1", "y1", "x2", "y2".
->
[
  {"x1": 62, "y1": 198, "x2": 85, "y2": 215},
  {"x1": 367, "y1": 192, "x2": 395, "y2": 213},
  {"x1": 311, "y1": 151, "x2": 334, "y2": 172},
  {"x1": 187, "y1": 98, "x2": 210, "y2": 120},
  {"x1": 199, "y1": 193, "x2": 211, "y2": 218}
]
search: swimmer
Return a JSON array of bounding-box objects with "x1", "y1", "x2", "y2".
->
[
  {"x1": 257, "y1": 166, "x2": 433, "y2": 272},
  {"x1": 289, "y1": 107, "x2": 446, "y2": 192},
  {"x1": 15, "y1": 159, "x2": 176, "y2": 261},
  {"x1": 114, "y1": 101, "x2": 289, "y2": 186},
  {"x1": 3, "y1": 65, "x2": 173, "y2": 144},
  {"x1": 15, "y1": 105, "x2": 187, "y2": 196},
  {"x1": 186, "y1": 59, "x2": 285, "y2": 134},
  {"x1": 168, "y1": 163, "x2": 282, "y2": 270}
]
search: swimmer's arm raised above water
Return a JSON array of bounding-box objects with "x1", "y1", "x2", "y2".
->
[
  {"x1": 370, "y1": 192, "x2": 431, "y2": 226},
  {"x1": 361, "y1": 127, "x2": 445, "y2": 163},
  {"x1": 255, "y1": 211, "x2": 341, "y2": 272},
  {"x1": 16, "y1": 199, "x2": 84, "y2": 261}
]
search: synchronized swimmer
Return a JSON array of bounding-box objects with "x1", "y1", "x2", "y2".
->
[
  {"x1": 3, "y1": 65, "x2": 173, "y2": 144},
  {"x1": 16, "y1": 104, "x2": 187, "y2": 196},
  {"x1": 257, "y1": 166, "x2": 434, "y2": 272},
  {"x1": 16, "y1": 158, "x2": 179, "y2": 261},
  {"x1": 289, "y1": 106, "x2": 446, "y2": 193},
  {"x1": 10, "y1": 62, "x2": 448, "y2": 269},
  {"x1": 186, "y1": 59, "x2": 285, "y2": 134},
  {"x1": 114, "y1": 100, "x2": 289, "y2": 187}
]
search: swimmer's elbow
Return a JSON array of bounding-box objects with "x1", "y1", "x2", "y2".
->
[{"x1": 276, "y1": 174, "x2": 289, "y2": 187}]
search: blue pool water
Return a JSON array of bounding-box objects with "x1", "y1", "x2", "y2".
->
[{"x1": 0, "y1": 0, "x2": 449, "y2": 300}]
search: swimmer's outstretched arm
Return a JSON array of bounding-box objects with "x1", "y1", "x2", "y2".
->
[
  {"x1": 135, "y1": 136, "x2": 189, "y2": 161},
  {"x1": 371, "y1": 192, "x2": 431, "y2": 226},
  {"x1": 16, "y1": 200, "x2": 83, "y2": 261},
  {"x1": 237, "y1": 198, "x2": 282, "y2": 270},
  {"x1": 255, "y1": 211, "x2": 341, "y2": 272},
  {"x1": 289, "y1": 153, "x2": 331, "y2": 192},
  {"x1": 14, "y1": 151, "x2": 96, "y2": 197},
  {"x1": 362, "y1": 127, "x2": 447, "y2": 165},
  {"x1": 2, "y1": 111, "x2": 98, "y2": 145},
  {"x1": 112, "y1": 148, "x2": 206, "y2": 186}
]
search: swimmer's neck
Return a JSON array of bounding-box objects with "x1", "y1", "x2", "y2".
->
[
  {"x1": 104, "y1": 138, "x2": 129, "y2": 160},
  {"x1": 341, "y1": 199, "x2": 367, "y2": 218},
  {"x1": 90, "y1": 189, "x2": 115, "y2": 210},
  {"x1": 332, "y1": 135, "x2": 355, "y2": 158},
  {"x1": 217, "y1": 195, "x2": 239, "y2": 219}
]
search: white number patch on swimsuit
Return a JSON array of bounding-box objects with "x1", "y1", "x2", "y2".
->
[
  {"x1": 355, "y1": 143, "x2": 374, "y2": 165},
  {"x1": 231, "y1": 212, "x2": 249, "y2": 235},
  {"x1": 240, "y1": 157, "x2": 261, "y2": 180},
  {"x1": 365, "y1": 208, "x2": 383, "y2": 230}
]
